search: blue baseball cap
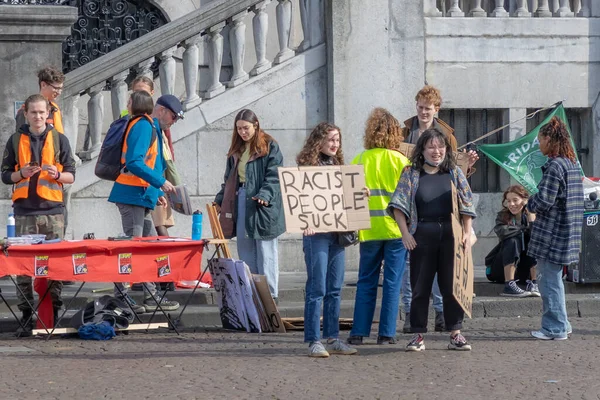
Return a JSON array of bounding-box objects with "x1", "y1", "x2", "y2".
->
[{"x1": 156, "y1": 94, "x2": 184, "y2": 120}]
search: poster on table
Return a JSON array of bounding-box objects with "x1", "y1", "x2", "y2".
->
[
  {"x1": 278, "y1": 165, "x2": 371, "y2": 233},
  {"x1": 451, "y1": 183, "x2": 474, "y2": 318}
]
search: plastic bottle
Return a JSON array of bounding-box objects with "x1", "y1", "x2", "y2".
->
[
  {"x1": 7, "y1": 213, "x2": 15, "y2": 238},
  {"x1": 192, "y1": 210, "x2": 203, "y2": 240}
]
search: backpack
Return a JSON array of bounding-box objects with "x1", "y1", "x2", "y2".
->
[{"x1": 95, "y1": 114, "x2": 156, "y2": 181}]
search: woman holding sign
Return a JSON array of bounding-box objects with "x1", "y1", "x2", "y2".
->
[
  {"x1": 296, "y1": 122, "x2": 359, "y2": 358},
  {"x1": 388, "y1": 128, "x2": 476, "y2": 351},
  {"x1": 527, "y1": 117, "x2": 583, "y2": 340},
  {"x1": 213, "y1": 109, "x2": 285, "y2": 301}
]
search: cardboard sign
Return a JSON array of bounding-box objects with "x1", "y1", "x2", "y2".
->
[
  {"x1": 253, "y1": 274, "x2": 285, "y2": 333},
  {"x1": 278, "y1": 165, "x2": 371, "y2": 233},
  {"x1": 451, "y1": 183, "x2": 474, "y2": 318},
  {"x1": 396, "y1": 143, "x2": 470, "y2": 176}
]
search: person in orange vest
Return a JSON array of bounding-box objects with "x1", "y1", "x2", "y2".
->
[
  {"x1": 15, "y1": 66, "x2": 65, "y2": 134},
  {"x1": 1, "y1": 94, "x2": 76, "y2": 336},
  {"x1": 108, "y1": 91, "x2": 182, "y2": 313}
]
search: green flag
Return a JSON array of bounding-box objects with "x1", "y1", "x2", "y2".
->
[{"x1": 478, "y1": 104, "x2": 580, "y2": 194}]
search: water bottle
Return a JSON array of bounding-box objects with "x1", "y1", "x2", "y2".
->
[
  {"x1": 7, "y1": 213, "x2": 15, "y2": 238},
  {"x1": 192, "y1": 210, "x2": 203, "y2": 240}
]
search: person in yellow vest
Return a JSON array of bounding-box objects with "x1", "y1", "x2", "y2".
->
[
  {"x1": 15, "y1": 66, "x2": 65, "y2": 134},
  {"x1": 346, "y1": 108, "x2": 410, "y2": 345},
  {"x1": 108, "y1": 91, "x2": 181, "y2": 313},
  {"x1": 1, "y1": 94, "x2": 76, "y2": 335}
]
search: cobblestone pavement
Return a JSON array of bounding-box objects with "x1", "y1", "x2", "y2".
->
[{"x1": 1, "y1": 317, "x2": 600, "y2": 400}]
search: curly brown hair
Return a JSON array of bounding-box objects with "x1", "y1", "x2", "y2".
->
[
  {"x1": 363, "y1": 108, "x2": 403, "y2": 150},
  {"x1": 296, "y1": 122, "x2": 343, "y2": 166},
  {"x1": 539, "y1": 116, "x2": 577, "y2": 162},
  {"x1": 415, "y1": 85, "x2": 442, "y2": 108},
  {"x1": 227, "y1": 109, "x2": 273, "y2": 158},
  {"x1": 37, "y1": 66, "x2": 64, "y2": 87},
  {"x1": 498, "y1": 184, "x2": 530, "y2": 224}
]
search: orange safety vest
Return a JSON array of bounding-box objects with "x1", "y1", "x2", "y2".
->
[
  {"x1": 13, "y1": 129, "x2": 64, "y2": 203},
  {"x1": 115, "y1": 115, "x2": 159, "y2": 187}
]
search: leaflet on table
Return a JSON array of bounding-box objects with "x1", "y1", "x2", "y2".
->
[{"x1": 166, "y1": 185, "x2": 193, "y2": 215}]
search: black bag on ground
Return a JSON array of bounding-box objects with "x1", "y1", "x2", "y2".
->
[{"x1": 70, "y1": 295, "x2": 134, "y2": 330}]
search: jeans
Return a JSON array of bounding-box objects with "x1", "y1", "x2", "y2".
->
[
  {"x1": 536, "y1": 258, "x2": 571, "y2": 338},
  {"x1": 350, "y1": 239, "x2": 407, "y2": 338},
  {"x1": 410, "y1": 221, "x2": 464, "y2": 333},
  {"x1": 401, "y1": 258, "x2": 443, "y2": 314},
  {"x1": 114, "y1": 203, "x2": 157, "y2": 299},
  {"x1": 237, "y1": 188, "x2": 279, "y2": 298},
  {"x1": 303, "y1": 233, "x2": 345, "y2": 343}
]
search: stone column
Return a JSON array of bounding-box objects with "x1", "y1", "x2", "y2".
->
[
  {"x1": 250, "y1": 1, "x2": 272, "y2": 76},
  {"x1": 136, "y1": 58, "x2": 154, "y2": 80},
  {"x1": 578, "y1": 0, "x2": 591, "y2": 16},
  {"x1": 227, "y1": 11, "x2": 249, "y2": 88},
  {"x1": 159, "y1": 46, "x2": 177, "y2": 96},
  {"x1": 515, "y1": 0, "x2": 531, "y2": 16},
  {"x1": 424, "y1": 0, "x2": 442, "y2": 16},
  {"x1": 110, "y1": 70, "x2": 129, "y2": 120},
  {"x1": 80, "y1": 83, "x2": 105, "y2": 161},
  {"x1": 491, "y1": 0, "x2": 509, "y2": 17},
  {"x1": 298, "y1": 0, "x2": 310, "y2": 52},
  {"x1": 61, "y1": 94, "x2": 81, "y2": 165},
  {"x1": 274, "y1": 0, "x2": 295, "y2": 64},
  {"x1": 535, "y1": 0, "x2": 553, "y2": 16},
  {"x1": 202, "y1": 22, "x2": 226, "y2": 99},
  {"x1": 182, "y1": 35, "x2": 202, "y2": 109},
  {"x1": 0, "y1": 5, "x2": 77, "y2": 181},
  {"x1": 555, "y1": 0, "x2": 574, "y2": 16},
  {"x1": 470, "y1": 0, "x2": 487, "y2": 17},
  {"x1": 448, "y1": 0, "x2": 465, "y2": 16}
]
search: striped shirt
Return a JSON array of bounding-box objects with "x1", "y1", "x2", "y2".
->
[{"x1": 527, "y1": 157, "x2": 583, "y2": 265}]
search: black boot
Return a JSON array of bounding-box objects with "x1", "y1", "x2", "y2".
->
[
  {"x1": 16, "y1": 309, "x2": 34, "y2": 337},
  {"x1": 53, "y1": 307, "x2": 62, "y2": 327},
  {"x1": 434, "y1": 311, "x2": 445, "y2": 332},
  {"x1": 403, "y1": 312, "x2": 412, "y2": 334}
]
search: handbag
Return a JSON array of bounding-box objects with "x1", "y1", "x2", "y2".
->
[
  {"x1": 337, "y1": 231, "x2": 359, "y2": 247},
  {"x1": 164, "y1": 159, "x2": 182, "y2": 186}
]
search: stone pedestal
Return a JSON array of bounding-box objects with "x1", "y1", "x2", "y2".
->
[{"x1": 0, "y1": 5, "x2": 78, "y2": 197}]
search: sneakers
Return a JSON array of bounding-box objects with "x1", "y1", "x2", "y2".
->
[
  {"x1": 143, "y1": 295, "x2": 180, "y2": 312},
  {"x1": 403, "y1": 312, "x2": 412, "y2": 334},
  {"x1": 531, "y1": 330, "x2": 568, "y2": 341},
  {"x1": 526, "y1": 280, "x2": 541, "y2": 297},
  {"x1": 346, "y1": 335, "x2": 364, "y2": 345},
  {"x1": 448, "y1": 333, "x2": 472, "y2": 351},
  {"x1": 327, "y1": 339, "x2": 358, "y2": 355},
  {"x1": 434, "y1": 311, "x2": 445, "y2": 332},
  {"x1": 117, "y1": 294, "x2": 145, "y2": 314},
  {"x1": 308, "y1": 341, "x2": 329, "y2": 358},
  {"x1": 377, "y1": 335, "x2": 397, "y2": 345},
  {"x1": 406, "y1": 333, "x2": 425, "y2": 352},
  {"x1": 500, "y1": 280, "x2": 530, "y2": 298}
]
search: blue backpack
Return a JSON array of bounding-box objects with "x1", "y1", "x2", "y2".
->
[{"x1": 94, "y1": 114, "x2": 156, "y2": 181}]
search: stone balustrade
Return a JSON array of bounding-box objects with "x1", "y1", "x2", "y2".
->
[
  {"x1": 425, "y1": 0, "x2": 594, "y2": 16},
  {"x1": 63, "y1": 0, "x2": 324, "y2": 161}
]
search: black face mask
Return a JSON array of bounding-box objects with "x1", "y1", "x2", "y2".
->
[{"x1": 424, "y1": 159, "x2": 441, "y2": 167}]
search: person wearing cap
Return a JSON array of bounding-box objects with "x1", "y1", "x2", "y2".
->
[{"x1": 108, "y1": 91, "x2": 182, "y2": 312}]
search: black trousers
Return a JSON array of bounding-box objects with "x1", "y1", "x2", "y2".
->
[
  {"x1": 486, "y1": 236, "x2": 536, "y2": 283},
  {"x1": 409, "y1": 221, "x2": 464, "y2": 333}
]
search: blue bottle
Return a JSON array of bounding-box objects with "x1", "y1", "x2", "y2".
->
[
  {"x1": 192, "y1": 210, "x2": 203, "y2": 240},
  {"x1": 7, "y1": 213, "x2": 15, "y2": 238}
]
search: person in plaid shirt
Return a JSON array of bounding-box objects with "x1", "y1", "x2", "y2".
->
[{"x1": 527, "y1": 116, "x2": 583, "y2": 341}]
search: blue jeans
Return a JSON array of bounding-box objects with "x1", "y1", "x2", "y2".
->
[
  {"x1": 303, "y1": 233, "x2": 345, "y2": 343},
  {"x1": 401, "y1": 258, "x2": 443, "y2": 314},
  {"x1": 350, "y1": 239, "x2": 407, "y2": 338},
  {"x1": 536, "y1": 258, "x2": 571, "y2": 338},
  {"x1": 237, "y1": 188, "x2": 279, "y2": 298}
]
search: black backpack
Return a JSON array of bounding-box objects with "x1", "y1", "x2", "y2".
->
[{"x1": 94, "y1": 114, "x2": 156, "y2": 181}]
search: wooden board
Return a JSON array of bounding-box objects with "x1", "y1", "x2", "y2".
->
[
  {"x1": 253, "y1": 275, "x2": 285, "y2": 333},
  {"x1": 31, "y1": 322, "x2": 169, "y2": 336}
]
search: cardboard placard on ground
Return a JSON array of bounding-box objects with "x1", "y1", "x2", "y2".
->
[
  {"x1": 253, "y1": 275, "x2": 286, "y2": 333},
  {"x1": 451, "y1": 183, "x2": 474, "y2": 318},
  {"x1": 278, "y1": 165, "x2": 371, "y2": 233},
  {"x1": 396, "y1": 143, "x2": 470, "y2": 175}
]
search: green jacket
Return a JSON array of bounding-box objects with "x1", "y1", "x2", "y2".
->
[{"x1": 215, "y1": 140, "x2": 285, "y2": 240}]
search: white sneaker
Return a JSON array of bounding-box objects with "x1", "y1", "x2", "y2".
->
[
  {"x1": 531, "y1": 330, "x2": 568, "y2": 341},
  {"x1": 326, "y1": 339, "x2": 358, "y2": 355},
  {"x1": 308, "y1": 341, "x2": 330, "y2": 358},
  {"x1": 526, "y1": 280, "x2": 541, "y2": 297}
]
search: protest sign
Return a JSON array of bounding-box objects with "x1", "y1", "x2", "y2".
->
[
  {"x1": 478, "y1": 103, "x2": 582, "y2": 194},
  {"x1": 397, "y1": 143, "x2": 470, "y2": 175},
  {"x1": 278, "y1": 165, "x2": 371, "y2": 233},
  {"x1": 451, "y1": 183, "x2": 474, "y2": 318}
]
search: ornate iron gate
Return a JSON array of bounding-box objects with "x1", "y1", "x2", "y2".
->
[{"x1": 62, "y1": 0, "x2": 167, "y2": 73}]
